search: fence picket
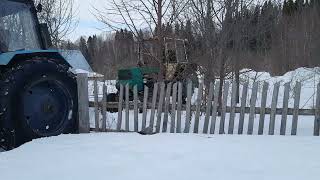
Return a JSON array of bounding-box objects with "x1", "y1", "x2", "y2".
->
[
  {"x1": 94, "y1": 79, "x2": 99, "y2": 131},
  {"x1": 219, "y1": 82, "x2": 230, "y2": 134},
  {"x1": 116, "y1": 84, "x2": 124, "y2": 131},
  {"x1": 238, "y1": 82, "x2": 248, "y2": 134},
  {"x1": 142, "y1": 86, "x2": 149, "y2": 130},
  {"x1": 203, "y1": 82, "x2": 214, "y2": 134},
  {"x1": 291, "y1": 82, "x2": 301, "y2": 135},
  {"x1": 269, "y1": 82, "x2": 280, "y2": 135},
  {"x1": 163, "y1": 83, "x2": 172, "y2": 132},
  {"x1": 248, "y1": 82, "x2": 258, "y2": 135},
  {"x1": 314, "y1": 83, "x2": 320, "y2": 136},
  {"x1": 176, "y1": 82, "x2": 183, "y2": 133},
  {"x1": 84, "y1": 79, "x2": 320, "y2": 136},
  {"x1": 228, "y1": 81, "x2": 237, "y2": 134},
  {"x1": 133, "y1": 85, "x2": 139, "y2": 132},
  {"x1": 210, "y1": 82, "x2": 220, "y2": 134},
  {"x1": 170, "y1": 83, "x2": 178, "y2": 133},
  {"x1": 149, "y1": 83, "x2": 158, "y2": 131},
  {"x1": 280, "y1": 82, "x2": 290, "y2": 135},
  {"x1": 258, "y1": 82, "x2": 269, "y2": 135},
  {"x1": 194, "y1": 82, "x2": 203, "y2": 133},
  {"x1": 156, "y1": 82, "x2": 165, "y2": 133},
  {"x1": 101, "y1": 83, "x2": 107, "y2": 132},
  {"x1": 77, "y1": 73, "x2": 90, "y2": 133},
  {"x1": 125, "y1": 84, "x2": 130, "y2": 131},
  {"x1": 184, "y1": 80, "x2": 192, "y2": 133}
]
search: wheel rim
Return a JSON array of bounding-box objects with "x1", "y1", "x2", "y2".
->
[{"x1": 21, "y1": 78, "x2": 72, "y2": 136}]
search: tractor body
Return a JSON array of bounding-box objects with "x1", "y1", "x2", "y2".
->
[
  {"x1": 107, "y1": 64, "x2": 198, "y2": 109},
  {"x1": 116, "y1": 67, "x2": 160, "y2": 92},
  {"x1": 0, "y1": 0, "x2": 90, "y2": 150}
]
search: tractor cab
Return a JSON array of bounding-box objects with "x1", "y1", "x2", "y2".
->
[
  {"x1": 108, "y1": 37, "x2": 198, "y2": 105},
  {"x1": 0, "y1": 0, "x2": 50, "y2": 53}
]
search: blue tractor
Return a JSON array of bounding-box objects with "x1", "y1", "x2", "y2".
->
[{"x1": 0, "y1": 0, "x2": 90, "y2": 150}]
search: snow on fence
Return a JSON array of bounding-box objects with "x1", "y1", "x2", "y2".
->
[{"x1": 76, "y1": 73, "x2": 320, "y2": 136}]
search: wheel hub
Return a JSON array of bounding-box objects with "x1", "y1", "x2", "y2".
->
[
  {"x1": 42, "y1": 100, "x2": 55, "y2": 114},
  {"x1": 21, "y1": 79, "x2": 71, "y2": 136}
]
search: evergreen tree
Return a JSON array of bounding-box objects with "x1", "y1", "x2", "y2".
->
[
  {"x1": 288, "y1": 0, "x2": 296, "y2": 15},
  {"x1": 249, "y1": 5, "x2": 260, "y2": 51},
  {"x1": 79, "y1": 36, "x2": 90, "y2": 65},
  {"x1": 295, "y1": 0, "x2": 304, "y2": 11},
  {"x1": 174, "y1": 23, "x2": 180, "y2": 37},
  {"x1": 183, "y1": 20, "x2": 195, "y2": 59},
  {"x1": 179, "y1": 22, "x2": 185, "y2": 38},
  {"x1": 164, "y1": 22, "x2": 173, "y2": 37},
  {"x1": 87, "y1": 35, "x2": 98, "y2": 64},
  {"x1": 184, "y1": 20, "x2": 194, "y2": 44},
  {"x1": 137, "y1": 29, "x2": 144, "y2": 42},
  {"x1": 283, "y1": 0, "x2": 288, "y2": 15},
  {"x1": 283, "y1": 0, "x2": 297, "y2": 15}
]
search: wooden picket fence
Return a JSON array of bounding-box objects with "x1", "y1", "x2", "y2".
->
[{"x1": 76, "y1": 73, "x2": 320, "y2": 136}]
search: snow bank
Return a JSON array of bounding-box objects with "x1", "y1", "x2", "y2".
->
[
  {"x1": 239, "y1": 67, "x2": 320, "y2": 109},
  {"x1": 1, "y1": 133, "x2": 319, "y2": 180}
]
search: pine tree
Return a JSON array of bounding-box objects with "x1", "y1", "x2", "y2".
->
[
  {"x1": 283, "y1": 0, "x2": 297, "y2": 15},
  {"x1": 164, "y1": 22, "x2": 173, "y2": 37},
  {"x1": 79, "y1": 36, "x2": 90, "y2": 65},
  {"x1": 183, "y1": 20, "x2": 195, "y2": 58},
  {"x1": 288, "y1": 0, "x2": 296, "y2": 14},
  {"x1": 295, "y1": 0, "x2": 304, "y2": 11},
  {"x1": 87, "y1": 35, "x2": 98, "y2": 64},
  {"x1": 310, "y1": 0, "x2": 320, "y2": 8},
  {"x1": 283, "y1": 0, "x2": 288, "y2": 15},
  {"x1": 174, "y1": 23, "x2": 180, "y2": 37},
  {"x1": 180, "y1": 22, "x2": 185, "y2": 38},
  {"x1": 137, "y1": 29, "x2": 144, "y2": 42},
  {"x1": 184, "y1": 20, "x2": 194, "y2": 43},
  {"x1": 249, "y1": 5, "x2": 260, "y2": 51}
]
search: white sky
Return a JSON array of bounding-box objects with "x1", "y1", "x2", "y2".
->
[
  {"x1": 68, "y1": 0, "x2": 106, "y2": 41},
  {"x1": 69, "y1": 0, "x2": 274, "y2": 41}
]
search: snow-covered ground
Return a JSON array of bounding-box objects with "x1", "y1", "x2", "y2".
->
[
  {"x1": 1, "y1": 133, "x2": 320, "y2": 180},
  {"x1": 1, "y1": 67, "x2": 320, "y2": 179}
]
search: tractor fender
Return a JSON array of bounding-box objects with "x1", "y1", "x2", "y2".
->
[{"x1": 0, "y1": 50, "x2": 92, "y2": 72}]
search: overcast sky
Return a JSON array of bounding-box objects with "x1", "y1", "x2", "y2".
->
[
  {"x1": 69, "y1": 0, "x2": 106, "y2": 41},
  {"x1": 69, "y1": 0, "x2": 272, "y2": 41}
]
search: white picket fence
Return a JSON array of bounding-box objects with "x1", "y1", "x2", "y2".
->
[{"x1": 76, "y1": 73, "x2": 320, "y2": 136}]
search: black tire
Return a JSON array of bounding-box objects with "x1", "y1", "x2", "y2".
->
[
  {"x1": 106, "y1": 93, "x2": 117, "y2": 102},
  {"x1": 0, "y1": 58, "x2": 77, "y2": 149},
  {"x1": 106, "y1": 93, "x2": 118, "y2": 112}
]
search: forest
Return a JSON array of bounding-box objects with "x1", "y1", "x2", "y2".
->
[{"x1": 37, "y1": 0, "x2": 320, "y2": 82}]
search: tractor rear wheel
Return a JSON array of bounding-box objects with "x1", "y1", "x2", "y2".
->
[
  {"x1": 0, "y1": 58, "x2": 77, "y2": 150},
  {"x1": 106, "y1": 93, "x2": 118, "y2": 112}
]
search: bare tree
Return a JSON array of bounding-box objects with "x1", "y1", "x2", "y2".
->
[
  {"x1": 35, "y1": 0, "x2": 78, "y2": 47},
  {"x1": 94, "y1": 0, "x2": 188, "y2": 37},
  {"x1": 94, "y1": 0, "x2": 190, "y2": 79},
  {"x1": 189, "y1": 0, "x2": 256, "y2": 105}
]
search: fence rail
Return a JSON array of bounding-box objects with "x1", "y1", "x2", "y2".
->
[{"x1": 77, "y1": 73, "x2": 320, "y2": 136}]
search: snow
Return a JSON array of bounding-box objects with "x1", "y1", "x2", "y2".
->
[
  {"x1": 1, "y1": 67, "x2": 320, "y2": 179},
  {"x1": 238, "y1": 67, "x2": 320, "y2": 109},
  {"x1": 1, "y1": 133, "x2": 320, "y2": 180}
]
